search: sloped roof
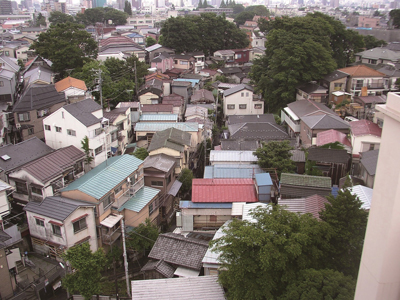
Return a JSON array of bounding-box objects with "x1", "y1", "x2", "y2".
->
[
  {"x1": 191, "y1": 89, "x2": 215, "y2": 103},
  {"x1": 316, "y1": 129, "x2": 352, "y2": 147},
  {"x1": 278, "y1": 194, "x2": 329, "y2": 219},
  {"x1": 141, "y1": 259, "x2": 175, "y2": 278},
  {"x1": 143, "y1": 154, "x2": 176, "y2": 172},
  {"x1": 289, "y1": 149, "x2": 306, "y2": 162},
  {"x1": 13, "y1": 84, "x2": 66, "y2": 113},
  {"x1": 287, "y1": 99, "x2": 333, "y2": 118},
  {"x1": 0, "y1": 55, "x2": 19, "y2": 72},
  {"x1": 307, "y1": 148, "x2": 350, "y2": 164},
  {"x1": 148, "y1": 232, "x2": 209, "y2": 270},
  {"x1": 297, "y1": 82, "x2": 328, "y2": 94},
  {"x1": 103, "y1": 107, "x2": 129, "y2": 123},
  {"x1": 209, "y1": 150, "x2": 257, "y2": 163},
  {"x1": 302, "y1": 113, "x2": 349, "y2": 130},
  {"x1": 360, "y1": 149, "x2": 379, "y2": 176},
  {"x1": 280, "y1": 173, "x2": 332, "y2": 188},
  {"x1": 348, "y1": 185, "x2": 373, "y2": 210},
  {"x1": 204, "y1": 164, "x2": 264, "y2": 179},
  {"x1": 202, "y1": 220, "x2": 231, "y2": 266},
  {"x1": 228, "y1": 114, "x2": 275, "y2": 124},
  {"x1": 185, "y1": 105, "x2": 208, "y2": 118},
  {"x1": 242, "y1": 202, "x2": 271, "y2": 222},
  {"x1": 55, "y1": 76, "x2": 87, "y2": 92},
  {"x1": 131, "y1": 275, "x2": 225, "y2": 300},
  {"x1": 224, "y1": 84, "x2": 253, "y2": 97},
  {"x1": 145, "y1": 43, "x2": 163, "y2": 52},
  {"x1": 354, "y1": 95, "x2": 386, "y2": 105},
  {"x1": 118, "y1": 186, "x2": 160, "y2": 212},
  {"x1": 61, "y1": 155, "x2": 143, "y2": 200},
  {"x1": 0, "y1": 68, "x2": 14, "y2": 80},
  {"x1": 322, "y1": 70, "x2": 348, "y2": 82},
  {"x1": 356, "y1": 47, "x2": 400, "y2": 61},
  {"x1": 141, "y1": 104, "x2": 173, "y2": 113},
  {"x1": 220, "y1": 139, "x2": 258, "y2": 151},
  {"x1": 24, "y1": 66, "x2": 53, "y2": 86},
  {"x1": 338, "y1": 64, "x2": 386, "y2": 77},
  {"x1": 24, "y1": 196, "x2": 93, "y2": 221},
  {"x1": 148, "y1": 127, "x2": 192, "y2": 152},
  {"x1": 350, "y1": 119, "x2": 382, "y2": 137},
  {"x1": 17, "y1": 146, "x2": 85, "y2": 183},
  {"x1": 63, "y1": 98, "x2": 102, "y2": 127},
  {"x1": 0, "y1": 137, "x2": 53, "y2": 173},
  {"x1": 140, "y1": 114, "x2": 178, "y2": 122},
  {"x1": 192, "y1": 178, "x2": 258, "y2": 203},
  {"x1": 228, "y1": 122, "x2": 289, "y2": 140},
  {"x1": 135, "y1": 122, "x2": 198, "y2": 133}
]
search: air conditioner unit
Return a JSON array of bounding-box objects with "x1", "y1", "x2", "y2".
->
[{"x1": 16, "y1": 123, "x2": 21, "y2": 129}]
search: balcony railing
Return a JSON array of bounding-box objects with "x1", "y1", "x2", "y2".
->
[
  {"x1": 114, "y1": 177, "x2": 145, "y2": 209},
  {"x1": 101, "y1": 226, "x2": 121, "y2": 245},
  {"x1": 351, "y1": 83, "x2": 384, "y2": 90}
]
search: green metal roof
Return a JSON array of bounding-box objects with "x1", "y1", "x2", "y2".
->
[
  {"x1": 280, "y1": 173, "x2": 331, "y2": 188},
  {"x1": 118, "y1": 186, "x2": 160, "y2": 213},
  {"x1": 61, "y1": 155, "x2": 143, "y2": 200}
]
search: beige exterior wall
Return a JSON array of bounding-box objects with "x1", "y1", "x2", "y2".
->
[
  {"x1": 355, "y1": 92, "x2": 400, "y2": 299},
  {"x1": 350, "y1": 134, "x2": 381, "y2": 156},
  {"x1": 139, "y1": 92, "x2": 159, "y2": 105},
  {"x1": 121, "y1": 197, "x2": 159, "y2": 228},
  {"x1": 299, "y1": 120, "x2": 349, "y2": 148},
  {"x1": 0, "y1": 248, "x2": 13, "y2": 299}
]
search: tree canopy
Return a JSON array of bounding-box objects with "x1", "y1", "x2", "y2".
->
[
  {"x1": 62, "y1": 243, "x2": 106, "y2": 300},
  {"x1": 132, "y1": 147, "x2": 149, "y2": 160},
  {"x1": 75, "y1": 7, "x2": 128, "y2": 26},
  {"x1": 146, "y1": 36, "x2": 157, "y2": 47},
  {"x1": 390, "y1": 9, "x2": 400, "y2": 28},
  {"x1": 159, "y1": 13, "x2": 249, "y2": 55},
  {"x1": 30, "y1": 22, "x2": 97, "y2": 78},
  {"x1": 36, "y1": 13, "x2": 47, "y2": 27},
  {"x1": 252, "y1": 12, "x2": 364, "y2": 112},
  {"x1": 48, "y1": 11, "x2": 74, "y2": 25},
  {"x1": 363, "y1": 35, "x2": 387, "y2": 49},
  {"x1": 253, "y1": 141, "x2": 295, "y2": 176},
  {"x1": 126, "y1": 218, "x2": 159, "y2": 253},
  {"x1": 124, "y1": 0, "x2": 132, "y2": 16}
]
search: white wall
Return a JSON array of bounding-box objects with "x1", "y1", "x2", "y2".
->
[
  {"x1": 351, "y1": 135, "x2": 381, "y2": 156},
  {"x1": 223, "y1": 90, "x2": 264, "y2": 117}
]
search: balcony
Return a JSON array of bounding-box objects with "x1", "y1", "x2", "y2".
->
[
  {"x1": 281, "y1": 109, "x2": 300, "y2": 133},
  {"x1": 351, "y1": 83, "x2": 384, "y2": 90},
  {"x1": 114, "y1": 177, "x2": 145, "y2": 209},
  {"x1": 100, "y1": 214, "x2": 123, "y2": 245}
]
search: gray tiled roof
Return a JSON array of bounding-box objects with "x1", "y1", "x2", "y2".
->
[
  {"x1": 224, "y1": 84, "x2": 253, "y2": 97},
  {"x1": 307, "y1": 148, "x2": 350, "y2": 164},
  {"x1": 141, "y1": 259, "x2": 175, "y2": 278},
  {"x1": 24, "y1": 196, "x2": 93, "y2": 221},
  {"x1": 143, "y1": 154, "x2": 176, "y2": 172},
  {"x1": 148, "y1": 128, "x2": 191, "y2": 152},
  {"x1": 63, "y1": 98, "x2": 102, "y2": 127},
  {"x1": 356, "y1": 47, "x2": 400, "y2": 61},
  {"x1": 0, "y1": 137, "x2": 53, "y2": 173},
  {"x1": 301, "y1": 114, "x2": 349, "y2": 130},
  {"x1": 148, "y1": 233, "x2": 209, "y2": 271},
  {"x1": 360, "y1": 149, "x2": 379, "y2": 176},
  {"x1": 228, "y1": 122, "x2": 289, "y2": 140},
  {"x1": 228, "y1": 114, "x2": 275, "y2": 125},
  {"x1": 322, "y1": 70, "x2": 348, "y2": 82},
  {"x1": 13, "y1": 84, "x2": 66, "y2": 113},
  {"x1": 220, "y1": 139, "x2": 258, "y2": 151},
  {"x1": 297, "y1": 82, "x2": 327, "y2": 94},
  {"x1": 289, "y1": 149, "x2": 306, "y2": 162},
  {"x1": 287, "y1": 100, "x2": 333, "y2": 118},
  {"x1": 103, "y1": 107, "x2": 128, "y2": 123}
]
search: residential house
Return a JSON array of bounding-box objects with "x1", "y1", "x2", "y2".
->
[
  {"x1": 289, "y1": 149, "x2": 306, "y2": 174},
  {"x1": 320, "y1": 70, "x2": 350, "y2": 104},
  {"x1": 13, "y1": 84, "x2": 66, "y2": 142},
  {"x1": 213, "y1": 50, "x2": 234, "y2": 63},
  {"x1": 151, "y1": 52, "x2": 173, "y2": 73},
  {"x1": 353, "y1": 95, "x2": 386, "y2": 118},
  {"x1": 147, "y1": 128, "x2": 192, "y2": 173},
  {"x1": 204, "y1": 164, "x2": 264, "y2": 179},
  {"x1": 217, "y1": 67, "x2": 243, "y2": 83},
  {"x1": 376, "y1": 64, "x2": 400, "y2": 92},
  {"x1": 279, "y1": 173, "x2": 332, "y2": 199},
  {"x1": 125, "y1": 32, "x2": 145, "y2": 45},
  {"x1": 172, "y1": 54, "x2": 195, "y2": 71},
  {"x1": 278, "y1": 194, "x2": 329, "y2": 219},
  {"x1": 54, "y1": 76, "x2": 88, "y2": 104},
  {"x1": 232, "y1": 48, "x2": 250, "y2": 65},
  {"x1": 141, "y1": 233, "x2": 209, "y2": 278},
  {"x1": 359, "y1": 149, "x2": 379, "y2": 188},
  {"x1": 145, "y1": 44, "x2": 175, "y2": 64},
  {"x1": 24, "y1": 56, "x2": 52, "y2": 74},
  {"x1": 171, "y1": 80, "x2": 193, "y2": 103},
  {"x1": 98, "y1": 36, "x2": 146, "y2": 62},
  {"x1": 190, "y1": 89, "x2": 215, "y2": 104},
  {"x1": 354, "y1": 47, "x2": 400, "y2": 65},
  {"x1": 220, "y1": 139, "x2": 259, "y2": 151},
  {"x1": 162, "y1": 93, "x2": 185, "y2": 121},
  {"x1": 131, "y1": 276, "x2": 225, "y2": 300},
  {"x1": 117, "y1": 101, "x2": 141, "y2": 123},
  {"x1": 15, "y1": 45, "x2": 30, "y2": 62},
  {"x1": 300, "y1": 113, "x2": 350, "y2": 147},
  {"x1": 185, "y1": 105, "x2": 208, "y2": 122},
  {"x1": 338, "y1": 65, "x2": 386, "y2": 97},
  {"x1": 138, "y1": 85, "x2": 163, "y2": 105},
  {"x1": 103, "y1": 106, "x2": 132, "y2": 154},
  {"x1": 250, "y1": 46, "x2": 266, "y2": 61},
  {"x1": 0, "y1": 54, "x2": 20, "y2": 103},
  {"x1": 209, "y1": 150, "x2": 258, "y2": 165},
  {"x1": 316, "y1": 129, "x2": 352, "y2": 152},
  {"x1": 223, "y1": 84, "x2": 263, "y2": 118},
  {"x1": 139, "y1": 114, "x2": 178, "y2": 123},
  {"x1": 296, "y1": 82, "x2": 328, "y2": 103},
  {"x1": 24, "y1": 196, "x2": 97, "y2": 260},
  {"x1": 187, "y1": 51, "x2": 205, "y2": 73},
  {"x1": 198, "y1": 68, "x2": 221, "y2": 81},
  {"x1": 23, "y1": 66, "x2": 54, "y2": 88},
  {"x1": 349, "y1": 119, "x2": 382, "y2": 160},
  {"x1": 0, "y1": 180, "x2": 13, "y2": 221},
  {"x1": 8, "y1": 146, "x2": 85, "y2": 207},
  {"x1": 140, "y1": 104, "x2": 174, "y2": 115},
  {"x1": 307, "y1": 148, "x2": 350, "y2": 185},
  {"x1": 357, "y1": 16, "x2": 380, "y2": 28}
]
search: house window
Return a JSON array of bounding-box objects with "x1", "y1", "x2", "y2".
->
[
  {"x1": 35, "y1": 219, "x2": 44, "y2": 227},
  {"x1": 95, "y1": 128, "x2": 102, "y2": 136},
  {"x1": 369, "y1": 144, "x2": 375, "y2": 151},
  {"x1": 368, "y1": 59, "x2": 377, "y2": 64},
  {"x1": 95, "y1": 146, "x2": 103, "y2": 156},
  {"x1": 0, "y1": 81, "x2": 3, "y2": 87},
  {"x1": 28, "y1": 128, "x2": 34, "y2": 135},
  {"x1": 180, "y1": 61, "x2": 188, "y2": 65},
  {"x1": 174, "y1": 60, "x2": 178, "y2": 64},
  {"x1": 55, "y1": 126, "x2": 62, "y2": 133},
  {"x1": 73, "y1": 218, "x2": 87, "y2": 234},
  {"x1": 254, "y1": 104, "x2": 262, "y2": 109},
  {"x1": 18, "y1": 112, "x2": 30, "y2": 122},
  {"x1": 210, "y1": 215, "x2": 217, "y2": 222},
  {"x1": 37, "y1": 109, "x2": 49, "y2": 118},
  {"x1": 15, "y1": 181, "x2": 28, "y2": 195},
  {"x1": 114, "y1": 185, "x2": 123, "y2": 194},
  {"x1": 44, "y1": 124, "x2": 51, "y2": 131},
  {"x1": 241, "y1": 92, "x2": 244, "y2": 97},
  {"x1": 62, "y1": 112, "x2": 64, "y2": 118},
  {"x1": 31, "y1": 186, "x2": 42, "y2": 195},
  {"x1": 103, "y1": 194, "x2": 114, "y2": 209},
  {"x1": 118, "y1": 122, "x2": 124, "y2": 131},
  {"x1": 67, "y1": 129, "x2": 76, "y2": 136},
  {"x1": 52, "y1": 224, "x2": 62, "y2": 236},
  {"x1": 227, "y1": 104, "x2": 235, "y2": 109},
  {"x1": 149, "y1": 203, "x2": 154, "y2": 215},
  {"x1": 151, "y1": 181, "x2": 163, "y2": 187},
  {"x1": 239, "y1": 104, "x2": 247, "y2": 109},
  {"x1": 5, "y1": 51, "x2": 9, "y2": 56},
  {"x1": 111, "y1": 131, "x2": 118, "y2": 142},
  {"x1": 235, "y1": 54, "x2": 242, "y2": 59}
]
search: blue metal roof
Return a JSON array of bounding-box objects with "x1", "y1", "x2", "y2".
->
[
  {"x1": 179, "y1": 201, "x2": 232, "y2": 209},
  {"x1": 118, "y1": 186, "x2": 160, "y2": 212},
  {"x1": 255, "y1": 173, "x2": 273, "y2": 186},
  {"x1": 61, "y1": 155, "x2": 143, "y2": 200},
  {"x1": 174, "y1": 78, "x2": 200, "y2": 87},
  {"x1": 139, "y1": 114, "x2": 178, "y2": 121},
  {"x1": 204, "y1": 164, "x2": 264, "y2": 179}
]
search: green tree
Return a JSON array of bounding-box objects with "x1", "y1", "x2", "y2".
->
[
  {"x1": 127, "y1": 218, "x2": 159, "y2": 254},
  {"x1": 363, "y1": 35, "x2": 387, "y2": 49},
  {"x1": 81, "y1": 136, "x2": 93, "y2": 168},
  {"x1": 124, "y1": 0, "x2": 132, "y2": 16},
  {"x1": 319, "y1": 189, "x2": 368, "y2": 278},
  {"x1": 234, "y1": 11, "x2": 256, "y2": 25},
  {"x1": 232, "y1": 4, "x2": 245, "y2": 14},
  {"x1": 198, "y1": 0, "x2": 203, "y2": 8},
  {"x1": 279, "y1": 268, "x2": 356, "y2": 300},
  {"x1": 178, "y1": 168, "x2": 193, "y2": 197},
  {"x1": 390, "y1": 9, "x2": 400, "y2": 28},
  {"x1": 220, "y1": 0, "x2": 226, "y2": 7},
  {"x1": 132, "y1": 147, "x2": 149, "y2": 160},
  {"x1": 146, "y1": 36, "x2": 157, "y2": 47},
  {"x1": 30, "y1": 22, "x2": 97, "y2": 78},
  {"x1": 62, "y1": 243, "x2": 106, "y2": 300},
  {"x1": 48, "y1": 11, "x2": 74, "y2": 25},
  {"x1": 245, "y1": 5, "x2": 269, "y2": 16},
  {"x1": 253, "y1": 141, "x2": 295, "y2": 176},
  {"x1": 36, "y1": 13, "x2": 47, "y2": 27},
  {"x1": 75, "y1": 7, "x2": 128, "y2": 26},
  {"x1": 212, "y1": 206, "x2": 329, "y2": 299}
]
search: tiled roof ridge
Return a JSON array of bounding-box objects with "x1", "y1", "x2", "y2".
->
[{"x1": 161, "y1": 232, "x2": 209, "y2": 247}]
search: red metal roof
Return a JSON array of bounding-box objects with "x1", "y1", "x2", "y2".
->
[
  {"x1": 316, "y1": 129, "x2": 351, "y2": 147},
  {"x1": 191, "y1": 178, "x2": 258, "y2": 203},
  {"x1": 350, "y1": 119, "x2": 382, "y2": 137}
]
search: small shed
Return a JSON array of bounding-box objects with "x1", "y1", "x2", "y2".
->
[{"x1": 255, "y1": 173, "x2": 273, "y2": 202}]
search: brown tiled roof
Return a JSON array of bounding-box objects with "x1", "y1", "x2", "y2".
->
[
  {"x1": 350, "y1": 119, "x2": 382, "y2": 137},
  {"x1": 141, "y1": 104, "x2": 173, "y2": 113},
  {"x1": 103, "y1": 107, "x2": 128, "y2": 123},
  {"x1": 338, "y1": 65, "x2": 386, "y2": 77},
  {"x1": 55, "y1": 76, "x2": 87, "y2": 92}
]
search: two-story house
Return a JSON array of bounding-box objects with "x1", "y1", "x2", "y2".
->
[
  {"x1": 43, "y1": 99, "x2": 109, "y2": 168},
  {"x1": 145, "y1": 44, "x2": 175, "y2": 64},
  {"x1": 0, "y1": 180, "x2": 13, "y2": 222},
  {"x1": 320, "y1": 70, "x2": 350, "y2": 105},
  {"x1": 13, "y1": 84, "x2": 67, "y2": 142},
  {"x1": 162, "y1": 93, "x2": 185, "y2": 121},
  {"x1": 213, "y1": 50, "x2": 235, "y2": 63},
  {"x1": 354, "y1": 47, "x2": 400, "y2": 66},
  {"x1": 187, "y1": 51, "x2": 205, "y2": 73},
  {"x1": 296, "y1": 82, "x2": 328, "y2": 103},
  {"x1": 54, "y1": 76, "x2": 88, "y2": 104},
  {"x1": 151, "y1": 52, "x2": 174, "y2": 73},
  {"x1": 0, "y1": 55, "x2": 20, "y2": 104},
  {"x1": 172, "y1": 54, "x2": 195, "y2": 71},
  {"x1": 223, "y1": 84, "x2": 263, "y2": 118},
  {"x1": 103, "y1": 106, "x2": 132, "y2": 155}
]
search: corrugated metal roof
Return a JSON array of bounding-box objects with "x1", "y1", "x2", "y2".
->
[
  {"x1": 135, "y1": 122, "x2": 199, "y2": 132},
  {"x1": 209, "y1": 150, "x2": 257, "y2": 163},
  {"x1": 179, "y1": 201, "x2": 232, "y2": 209},
  {"x1": 24, "y1": 196, "x2": 93, "y2": 221},
  {"x1": 202, "y1": 220, "x2": 232, "y2": 265},
  {"x1": 279, "y1": 194, "x2": 329, "y2": 219},
  {"x1": 143, "y1": 154, "x2": 175, "y2": 172},
  {"x1": 255, "y1": 173, "x2": 272, "y2": 186},
  {"x1": 289, "y1": 149, "x2": 306, "y2": 162},
  {"x1": 192, "y1": 178, "x2": 258, "y2": 203},
  {"x1": 348, "y1": 185, "x2": 373, "y2": 210},
  {"x1": 316, "y1": 129, "x2": 352, "y2": 148},
  {"x1": 139, "y1": 114, "x2": 178, "y2": 121},
  {"x1": 204, "y1": 164, "x2": 264, "y2": 179},
  {"x1": 131, "y1": 275, "x2": 225, "y2": 300},
  {"x1": 118, "y1": 186, "x2": 159, "y2": 212},
  {"x1": 280, "y1": 173, "x2": 332, "y2": 188},
  {"x1": 231, "y1": 202, "x2": 246, "y2": 215},
  {"x1": 242, "y1": 203, "x2": 271, "y2": 222},
  {"x1": 61, "y1": 155, "x2": 143, "y2": 200}
]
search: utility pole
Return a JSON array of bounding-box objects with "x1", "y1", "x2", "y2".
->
[
  {"x1": 121, "y1": 218, "x2": 131, "y2": 297},
  {"x1": 203, "y1": 112, "x2": 207, "y2": 168},
  {"x1": 134, "y1": 60, "x2": 138, "y2": 101},
  {"x1": 92, "y1": 68, "x2": 103, "y2": 107}
]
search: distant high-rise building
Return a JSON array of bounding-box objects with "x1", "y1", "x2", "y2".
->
[
  {"x1": 132, "y1": 0, "x2": 141, "y2": 10},
  {"x1": 0, "y1": 0, "x2": 13, "y2": 14},
  {"x1": 298, "y1": 0, "x2": 304, "y2": 5},
  {"x1": 330, "y1": 0, "x2": 339, "y2": 8},
  {"x1": 92, "y1": 0, "x2": 106, "y2": 7}
]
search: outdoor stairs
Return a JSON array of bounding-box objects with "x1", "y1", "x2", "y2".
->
[{"x1": 15, "y1": 260, "x2": 29, "y2": 274}]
